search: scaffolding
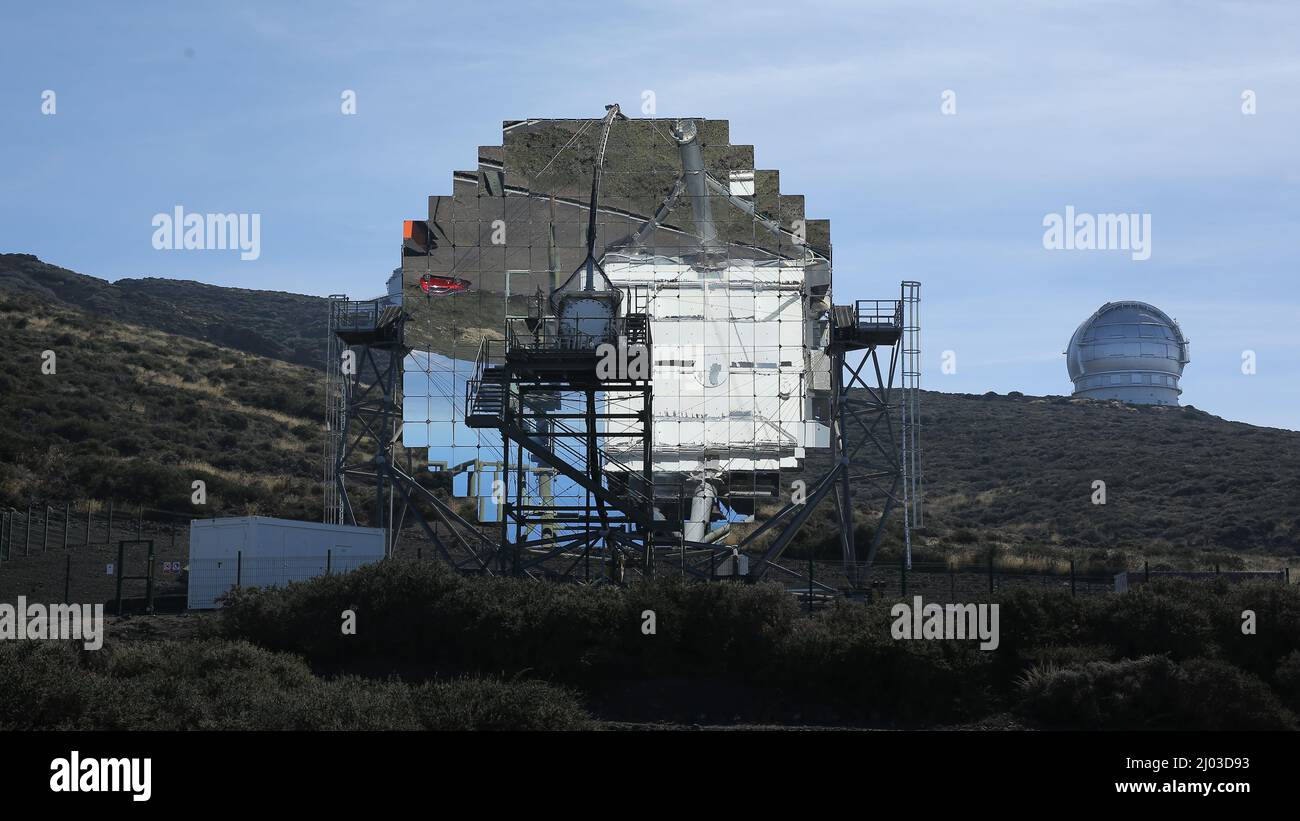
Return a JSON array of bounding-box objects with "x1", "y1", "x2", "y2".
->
[
  {"x1": 323, "y1": 295, "x2": 347, "y2": 526},
  {"x1": 325, "y1": 298, "x2": 498, "y2": 565},
  {"x1": 463, "y1": 312, "x2": 664, "y2": 580},
  {"x1": 734, "y1": 291, "x2": 914, "y2": 591},
  {"x1": 900, "y1": 281, "x2": 923, "y2": 566}
]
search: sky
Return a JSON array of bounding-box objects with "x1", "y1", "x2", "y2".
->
[{"x1": 1, "y1": 0, "x2": 1297, "y2": 429}]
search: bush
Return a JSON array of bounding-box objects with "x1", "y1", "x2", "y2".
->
[
  {"x1": 1179, "y1": 658, "x2": 1296, "y2": 730},
  {"x1": 1273, "y1": 650, "x2": 1300, "y2": 712},
  {"x1": 221, "y1": 560, "x2": 801, "y2": 687},
  {"x1": 769, "y1": 601, "x2": 993, "y2": 725},
  {"x1": 216, "y1": 563, "x2": 1300, "y2": 729},
  {"x1": 1209, "y1": 582, "x2": 1300, "y2": 680},
  {"x1": 412, "y1": 678, "x2": 592, "y2": 731},
  {"x1": 0, "y1": 642, "x2": 145, "y2": 730},
  {"x1": 0, "y1": 639, "x2": 590, "y2": 731},
  {"x1": 1015, "y1": 655, "x2": 1294, "y2": 730},
  {"x1": 1094, "y1": 583, "x2": 1216, "y2": 660}
]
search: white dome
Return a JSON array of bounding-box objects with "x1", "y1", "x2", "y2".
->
[{"x1": 1065, "y1": 301, "x2": 1189, "y2": 405}]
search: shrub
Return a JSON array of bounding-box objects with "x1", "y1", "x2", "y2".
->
[
  {"x1": 1273, "y1": 650, "x2": 1300, "y2": 712},
  {"x1": 1179, "y1": 658, "x2": 1296, "y2": 731},
  {"x1": 221, "y1": 560, "x2": 800, "y2": 687},
  {"x1": 0, "y1": 639, "x2": 590, "y2": 731},
  {"x1": 216, "y1": 563, "x2": 1300, "y2": 729},
  {"x1": 768, "y1": 600, "x2": 993, "y2": 725},
  {"x1": 0, "y1": 642, "x2": 146, "y2": 730},
  {"x1": 1015, "y1": 655, "x2": 1294, "y2": 730},
  {"x1": 412, "y1": 678, "x2": 592, "y2": 731},
  {"x1": 1094, "y1": 582, "x2": 1216, "y2": 660},
  {"x1": 1209, "y1": 582, "x2": 1300, "y2": 679}
]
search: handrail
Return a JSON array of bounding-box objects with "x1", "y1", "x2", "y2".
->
[
  {"x1": 503, "y1": 314, "x2": 651, "y2": 355},
  {"x1": 854, "y1": 299, "x2": 903, "y2": 327},
  {"x1": 330, "y1": 298, "x2": 385, "y2": 330}
]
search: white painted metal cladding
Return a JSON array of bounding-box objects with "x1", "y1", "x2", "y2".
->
[
  {"x1": 1066, "y1": 300, "x2": 1189, "y2": 405},
  {"x1": 602, "y1": 252, "x2": 830, "y2": 473}
]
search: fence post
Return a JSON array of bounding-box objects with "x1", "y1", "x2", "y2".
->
[
  {"x1": 41, "y1": 504, "x2": 50, "y2": 553},
  {"x1": 806, "y1": 553, "x2": 814, "y2": 614},
  {"x1": 236, "y1": 550, "x2": 242, "y2": 589},
  {"x1": 145, "y1": 540, "x2": 155, "y2": 616},
  {"x1": 86, "y1": 501, "x2": 92, "y2": 548},
  {"x1": 106, "y1": 500, "x2": 114, "y2": 546},
  {"x1": 62, "y1": 503, "x2": 70, "y2": 550},
  {"x1": 25, "y1": 505, "x2": 32, "y2": 557},
  {"x1": 987, "y1": 549, "x2": 995, "y2": 594},
  {"x1": 1070, "y1": 560, "x2": 1076, "y2": 596},
  {"x1": 115, "y1": 540, "x2": 126, "y2": 617},
  {"x1": 64, "y1": 554, "x2": 71, "y2": 604}
]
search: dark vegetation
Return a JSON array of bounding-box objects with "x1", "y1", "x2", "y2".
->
[
  {"x1": 0, "y1": 638, "x2": 589, "y2": 730},
  {"x1": 214, "y1": 560, "x2": 1299, "y2": 729}
]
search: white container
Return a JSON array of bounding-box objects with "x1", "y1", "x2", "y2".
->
[{"x1": 187, "y1": 516, "x2": 384, "y2": 609}]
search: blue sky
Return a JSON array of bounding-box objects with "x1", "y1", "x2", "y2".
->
[{"x1": 2, "y1": 1, "x2": 1297, "y2": 429}]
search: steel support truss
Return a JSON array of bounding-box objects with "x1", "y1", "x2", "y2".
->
[
  {"x1": 730, "y1": 286, "x2": 916, "y2": 592},
  {"x1": 492, "y1": 373, "x2": 660, "y2": 583},
  {"x1": 330, "y1": 299, "x2": 499, "y2": 571}
]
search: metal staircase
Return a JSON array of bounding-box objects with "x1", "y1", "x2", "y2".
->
[{"x1": 466, "y1": 366, "x2": 508, "y2": 427}]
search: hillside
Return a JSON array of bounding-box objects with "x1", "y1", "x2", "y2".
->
[
  {"x1": 1, "y1": 255, "x2": 1297, "y2": 562},
  {"x1": 0, "y1": 254, "x2": 328, "y2": 369},
  {"x1": 0, "y1": 287, "x2": 326, "y2": 516},
  {"x1": 899, "y1": 391, "x2": 1299, "y2": 558},
  {"x1": 786, "y1": 391, "x2": 1300, "y2": 563}
]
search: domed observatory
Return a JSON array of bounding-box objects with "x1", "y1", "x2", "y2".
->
[{"x1": 1065, "y1": 301, "x2": 1189, "y2": 405}]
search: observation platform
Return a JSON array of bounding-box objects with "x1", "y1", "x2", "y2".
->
[
  {"x1": 330, "y1": 299, "x2": 404, "y2": 346},
  {"x1": 829, "y1": 300, "x2": 903, "y2": 352},
  {"x1": 499, "y1": 313, "x2": 651, "y2": 386}
]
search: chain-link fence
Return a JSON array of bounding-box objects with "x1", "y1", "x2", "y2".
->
[{"x1": 0, "y1": 501, "x2": 196, "y2": 607}]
